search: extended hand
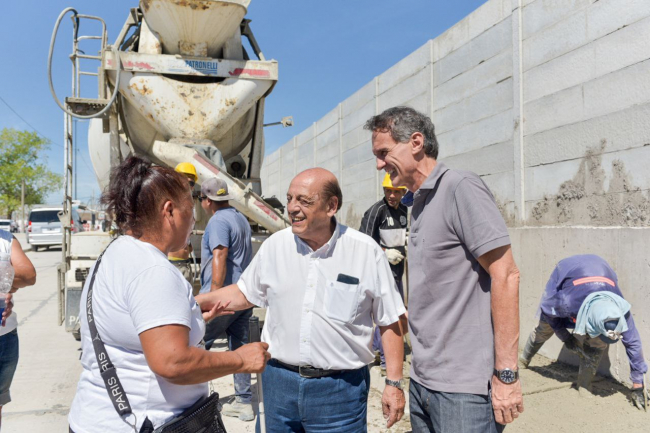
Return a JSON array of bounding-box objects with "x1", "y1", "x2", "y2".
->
[
  {"x1": 234, "y1": 342, "x2": 271, "y2": 374},
  {"x1": 1, "y1": 293, "x2": 13, "y2": 327},
  {"x1": 200, "y1": 299, "x2": 234, "y2": 323},
  {"x1": 385, "y1": 249, "x2": 405, "y2": 265},
  {"x1": 491, "y1": 377, "x2": 524, "y2": 424},
  {"x1": 382, "y1": 384, "x2": 405, "y2": 428}
]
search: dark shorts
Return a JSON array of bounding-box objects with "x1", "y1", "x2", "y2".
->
[{"x1": 0, "y1": 329, "x2": 19, "y2": 406}]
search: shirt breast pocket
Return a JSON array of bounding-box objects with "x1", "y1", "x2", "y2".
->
[{"x1": 324, "y1": 280, "x2": 360, "y2": 324}]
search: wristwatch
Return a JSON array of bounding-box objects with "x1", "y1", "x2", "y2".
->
[
  {"x1": 493, "y1": 368, "x2": 519, "y2": 384},
  {"x1": 385, "y1": 378, "x2": 405, "y2": 390}
]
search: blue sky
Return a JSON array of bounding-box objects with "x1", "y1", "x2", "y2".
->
[{"x1": 0, "y1": 0, "x2": 487, "y2": 204}]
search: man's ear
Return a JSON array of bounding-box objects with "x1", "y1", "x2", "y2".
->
[
  {"x1": 410, "y1": 132, "x2": 425, "y2": 155},
  {"x1": 326, "y1": 197, "x2": 339, "y2": 217}
]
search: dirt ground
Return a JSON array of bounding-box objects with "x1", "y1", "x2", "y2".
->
[
  {"x1": 512, "y1": 355, "x2": 649, "y2": 432},
  {"x1": 210, "y1": 341, "x2": 649, "y2": 433}
]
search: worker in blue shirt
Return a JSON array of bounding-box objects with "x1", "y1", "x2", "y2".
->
[{"x1": 520, "y1": 254, "x2": 649, "y2": 408}]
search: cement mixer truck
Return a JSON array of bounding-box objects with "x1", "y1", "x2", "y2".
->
[{"x1": 48, "y1": 1, "x2": 290, "y2": 339}]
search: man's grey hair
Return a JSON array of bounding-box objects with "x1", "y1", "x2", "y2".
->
[{"x1": 364, "y1": 106, "x2": 439, "y2": 159}]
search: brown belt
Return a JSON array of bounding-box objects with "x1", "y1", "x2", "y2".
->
[{"x1": 274, "y1": 359, "x2": 346, "y2": 378}]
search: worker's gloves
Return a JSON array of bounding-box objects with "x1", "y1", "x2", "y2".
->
[
  {"x1": 631, "y1": 386, "x2": 650, "y2": 410},
  {"x1": 563, "y1": 335, "x2": 583, "y2": 358},
  {"x1": 385, "y1": 249, "x2": 405, "y2": 265}
]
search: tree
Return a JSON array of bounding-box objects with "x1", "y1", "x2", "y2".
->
[{"x1": 0, "y1": 128, "x2": 62, "y2": 218}]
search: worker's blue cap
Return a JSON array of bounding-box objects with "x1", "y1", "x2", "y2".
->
[{"x1": 598, "y1": 320, "x2": 620, "y2": 344}]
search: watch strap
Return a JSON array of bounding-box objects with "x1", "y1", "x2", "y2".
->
[
  {"x1": 493, "y1": 368, "x2": 519, "y2": 383},
  {"x1": 385, "y1": 378, "x2": 404, "y2": 390}
]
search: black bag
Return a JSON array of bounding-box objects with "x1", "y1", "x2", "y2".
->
[{"x1": 86, "y1": 242, "x2": 227, "y2": 433}]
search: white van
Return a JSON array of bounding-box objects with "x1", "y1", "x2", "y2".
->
[{"x1": 26, "y1": 207, "x2": 85, "y2": 251}]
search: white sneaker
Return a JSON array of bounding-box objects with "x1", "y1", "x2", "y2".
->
[{"x1": 221, "y1": 401, "x2": 255, "y2": 422}]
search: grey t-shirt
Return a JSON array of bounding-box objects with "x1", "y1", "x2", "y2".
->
[
  {"x1": 200, "y1": 207, "x2": 252, "y2": 294},
  {"x1": 408, "y1": 162, "x2": 510, "y2": 395}
]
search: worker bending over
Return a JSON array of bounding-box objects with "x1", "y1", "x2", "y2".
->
[{"x1": 520, "y1": 254, "x2": 649, "y2": 407}]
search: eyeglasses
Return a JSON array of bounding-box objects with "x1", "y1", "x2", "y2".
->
[
  {"x1": 198, "y1": 196, "x2": 208, "y2": 202},
  {"x1": 188, "y1": 180, "x2": 196, "y2": 188}
]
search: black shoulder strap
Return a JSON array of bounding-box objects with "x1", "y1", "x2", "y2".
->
[{"x1": 86, "y1": 240, "x2": 134, "y2": 418}]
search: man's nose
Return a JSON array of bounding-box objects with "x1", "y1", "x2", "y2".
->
[{"x1": 376, "y1": 158, "x2": 386, "y2": 171}]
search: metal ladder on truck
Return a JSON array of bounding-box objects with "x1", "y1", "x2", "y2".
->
[{"x1": 49, "y1": 8, "x2": 113, "y2": 335}]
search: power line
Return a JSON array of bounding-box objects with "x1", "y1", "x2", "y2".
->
[{"x1": 0, "y1": 93, "x2": 64, "y2": 149}]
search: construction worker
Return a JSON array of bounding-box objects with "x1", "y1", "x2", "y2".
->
[
  {"x1": 199, "y1": 178, "x2": 255, "y2": 421},
  {"x1": 520, "y1": 255, "x2": 649, "y2": 407},
  {"x1": 168, "y1": 162, "x2": 198, "y2": 283},
  {"x1": 359, "y1": 172, "x2": 408, "y2": 372}
]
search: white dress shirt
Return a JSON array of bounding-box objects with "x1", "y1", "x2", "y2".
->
[{"x1": 237, "y1": 220, "x2": 406, "y2": 370}]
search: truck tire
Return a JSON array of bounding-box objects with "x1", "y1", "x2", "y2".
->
[
  {"x1": 72, "y1": 328, "x2": 81, "y2": 341},
  {"x1": 32, "y1": 245, "x2": 39, "y2": 252}
]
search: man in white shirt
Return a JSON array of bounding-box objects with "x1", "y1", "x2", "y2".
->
[{"x1": 197, "y1": 168, "x2": 406, "y2": 432}]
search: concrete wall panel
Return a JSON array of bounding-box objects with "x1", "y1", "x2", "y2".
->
[
  {"x1": 525, "y1": 15, "x2": 650, "y2": 103},
  {"x1": 342, "y1": 139, "x2": 373, "y2": 170},
  {"x1": 316, "y1": 106, "x2": 340, "y2": 133},
  {"x1": 443, "y1": 140, "x2": 514, "y2": 176},
  {"x1": 586, "y1": 0, "x2": 650, "y2": 41},
  {"x1": 437, "y1": 109, "x2": 513, "y2": 157},
  {"x1": 434, "y1": 50, "x2": 512, "y2": 109},
  {"x1": 522, "y1": 0, "x2": 591, "y2": 40},
  {"x1": 438, "y1": 17, "x2": 511, "y2": 85},
  {"x1": 378, "y1": 67, "x2": 431, "y2": 112},
  {"x1": 296, "y1": 125, "x2": 314, "y2": 147},
  {"x1": 341, "y1": 80, "x2": 376, "y2": 118},
  {"x1": 378, "y1": 42, "x2": 431, "y2": 94},
  {"x1": 523, "y1": 85, "x2": 584, "y2": 136},
  {"x1": 583, "y1": 59, "x2": 650, "y2": 121},
  {"x1": 525, "y1": 102, "x2": 650, "y2": 167},
  {"x1": 523, "y1": 8, "x2": 588, "y2": 72},
  {"x1": 341, "y1": 100, "x2": 375, "y2": 137},
  {"x1": 435, "y1": 78, "x2": 513, "y2": 134}
]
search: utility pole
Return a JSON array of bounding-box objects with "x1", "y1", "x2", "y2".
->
[{"x1": 21, "y1": 179, "x2": 25, "y2": 233}]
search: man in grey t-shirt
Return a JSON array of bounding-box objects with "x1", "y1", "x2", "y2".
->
[{"x1": 365, "y1": 107, "x2": 524, "y2": 432}]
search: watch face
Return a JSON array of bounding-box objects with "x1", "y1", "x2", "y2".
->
[{"x1": 500, "y1": 369, "x2": 516, "y2": 384}]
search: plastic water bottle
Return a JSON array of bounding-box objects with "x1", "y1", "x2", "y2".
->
[{"x1": 0, "y1": 252, "x2": 14, "y2": 317}]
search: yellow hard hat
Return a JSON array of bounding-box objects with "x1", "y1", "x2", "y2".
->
[
  {"x1": 382, "y1": 173, "x2": 407, "y2": 190},
  {"x1": 175, "y1": 162, "x2": 198, "y2": 182}
]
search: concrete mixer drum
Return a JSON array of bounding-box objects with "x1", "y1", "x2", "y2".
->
[{"x1": 48, "y1": 1, "x2": 289, "y2": 337}]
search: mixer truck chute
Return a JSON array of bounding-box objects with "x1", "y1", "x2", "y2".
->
[{"x1": 49, "y1": 1, "x2": 289, "y2": 338}]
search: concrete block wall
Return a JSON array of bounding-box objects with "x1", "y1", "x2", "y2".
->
[
  {"x1": 262, "y1": 0, "x2": 650, "y2": 229},
  {"x1": 522, "y1": 0, "x2": 650, "y2": 226},
  {"x1": 260, "y1": 0, "x2": 650, "y2": 384}
]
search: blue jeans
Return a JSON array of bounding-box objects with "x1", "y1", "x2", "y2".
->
[
  {"x1": 0, "y1": 329, "x2": 19, "y2": 406},
  {"x1": 204, "y1": 308, "x2": 252, "y2": 404},
  {"x1": 256, "y1": 360, "x2": 370, "y2": 433},
  {"x1": 409, "y1": 379, "x2": 505, "y2": 433}
]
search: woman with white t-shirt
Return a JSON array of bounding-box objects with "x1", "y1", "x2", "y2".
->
[
  {"x1": 0, "y1": 230, "x2": 36, "y2": 430},
  {"x1": 68, "y1": 156, "x2": 270, "y2": 433}
]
